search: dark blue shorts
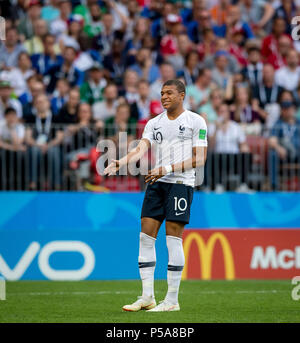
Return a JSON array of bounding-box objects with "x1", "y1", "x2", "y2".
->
[{"x1": 141, "y1": 181, "x2": 194, "y2": 224}]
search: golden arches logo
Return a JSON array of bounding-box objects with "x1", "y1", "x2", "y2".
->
[{"x1": 182, "y1": 232, "x2": 235, "y2": 280}]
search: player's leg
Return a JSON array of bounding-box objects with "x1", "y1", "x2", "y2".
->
[
  {"x1": 165, "y1": 220, "x2": 185, "y2": 307},
  {"x1": 123, "y1": 183, "x2": 164, "y2": 312},
  {"x1": 147, "y1": 183, "x2": 193, "y2": 312},
  {"x1": 139, "y1": 217, "x2": 161, "y2": 297},
  {"x1": 147, "y1": 221, "x2": 184, "y2": 312},
  {"x1": 123, "y1": 218, "x2": 162, "y2": 312}
]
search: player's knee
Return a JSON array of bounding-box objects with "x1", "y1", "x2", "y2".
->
[
  {"x1": 166, "y1": 221, "x2": 185, "y2": 238},
  {"x1": 141, "y1": 217, "x2": 159, "y2": 238}
]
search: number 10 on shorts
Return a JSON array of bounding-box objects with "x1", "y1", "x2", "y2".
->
[{"x1": 174, "y1": 197, "x2": 187, "y2": 212}]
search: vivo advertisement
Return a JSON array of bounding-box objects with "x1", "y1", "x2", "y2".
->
[{"x1": 0, "y1": 192, "x2": 300, "y2": 281}]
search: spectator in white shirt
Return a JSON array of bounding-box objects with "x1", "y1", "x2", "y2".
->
[
  {"x1": 0, "y1": 107, "x2": 26, "y2": 190},
  {"x1": 209, "y1": 103, "x2": 249, "y2": 154},
  {"x1": 50, "y1": 0, "x2": 72, "y2": 37},
  {"x1": 275, "y1": 49, "x2": 300, "y2": 91},
  {"x1": 0, "y1": 55, "x2": 30, "y2": 98},
  {"x1": 0, "y1": 80, "x2": 23, "y2": 120},
  {"x1": 0, "y1": 27, "x2": 25, "y2": 68},
  {"x1": 0, "y1": 52, "x2": 36, "y2": 98},
  {"x1": 207, "y1": 103, "x2": 252, "y2": 192}
]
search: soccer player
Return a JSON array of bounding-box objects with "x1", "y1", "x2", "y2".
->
[{"x1": 104, "y1": 79, "x2": 207, "y2": 312}]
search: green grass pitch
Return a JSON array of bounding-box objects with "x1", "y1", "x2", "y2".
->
[{"x1": 0, "y1": 280, "x2": 299, "y2": 323}]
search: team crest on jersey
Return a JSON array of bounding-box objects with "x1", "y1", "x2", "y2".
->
[{"x1": 179, "y1": 125, "x2": 185, "y2": 134}]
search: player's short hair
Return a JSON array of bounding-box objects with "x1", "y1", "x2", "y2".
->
[{"x1": 162, "y1": 79, "x2": 186, "y2": 95}]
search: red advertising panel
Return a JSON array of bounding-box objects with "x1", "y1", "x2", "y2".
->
[{"x1": 182, "y1": 230, "x2": 300, "y2": 280}]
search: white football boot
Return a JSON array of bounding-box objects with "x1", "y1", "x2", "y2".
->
[
  {"x1": 146, "y1": 300, "x2": 180, "y2": 312},
  {"x1": 122, "y1": 295, "x2": 156, "y2": 312}
]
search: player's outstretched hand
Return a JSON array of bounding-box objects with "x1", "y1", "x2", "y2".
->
[
  {"x1": 103, "y1": 159, "x2": 120, "y2": 176},
  {"x1": 145, "y1": 167, "x2": 167, "y2": 185}
]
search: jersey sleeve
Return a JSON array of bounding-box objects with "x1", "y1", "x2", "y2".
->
[
  {"x1": 192, "y1": 115, "x2": 208, "y2": 148},
  {"x1": 142, "y1": 119, "x2": 155, "y2": 145}
]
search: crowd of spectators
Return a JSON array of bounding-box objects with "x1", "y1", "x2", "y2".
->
[{"x1": 0, "y1": 0, "x2": 300, "y2": 192}]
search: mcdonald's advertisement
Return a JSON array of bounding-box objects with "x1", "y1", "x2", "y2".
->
[{"x1": 182, "y1": 230, "x2": 300, "y2": 280}]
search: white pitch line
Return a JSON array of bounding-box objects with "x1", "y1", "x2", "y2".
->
[
  {"x1": 7, "y1": 290, "x2": 287, "y2": 296},
  {"x1": 236, "y1": 290, "x2": 280, "y2": 294},
  {"x1": 8, "y1": 291, "x2": 137, "y2": 296}
]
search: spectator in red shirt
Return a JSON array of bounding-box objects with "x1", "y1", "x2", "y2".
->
[
  {"x1": 160, "y1": 14, "x2": 183, "y2": 57},
  {"x1": 228, "y1": 29, "x2": 249, "y2": 68},
  {"x1": 261, "y1": 17, "x2": 290, "y2": 62},
  {"x1": 266, "y1": 34, "x2": 292, "y2": 70}
]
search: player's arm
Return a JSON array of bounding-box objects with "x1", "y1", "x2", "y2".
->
[
  {"x1": 173, "y1": 146, "x2": 207, "y2": 171},
  {"x1": 145, "y1": 146, "x2": 207, "y2": 184},
  {"x1": 103, "y1": 138, "x2": 151, "y2": 176}
]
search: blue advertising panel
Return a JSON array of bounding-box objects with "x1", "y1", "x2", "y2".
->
[
  {"x1": 0, "y1": 192, "x2": 299, "y2": 280},
  {"x1": 1, "y1": 192, "x2": 300, "y2": 231}
]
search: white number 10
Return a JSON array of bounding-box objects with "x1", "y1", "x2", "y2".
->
[{"x1": 174, "y1": 197, "x2": 187, "y2": 211}]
